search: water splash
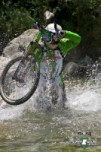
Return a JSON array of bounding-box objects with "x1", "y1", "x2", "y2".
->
[
  {"x1": 0, "y1": 61, "x2": 101, "y2": 121},
  {"x1": 67, "y1": 85, "x2": 101, "y2": 112},
  {"x1": 66, "y1": 62, "x2": 101, "y2": 112}
]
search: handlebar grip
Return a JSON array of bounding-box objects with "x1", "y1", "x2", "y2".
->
[{"x1": 33, "y1": 22, "x2": 40, "y2": 29}]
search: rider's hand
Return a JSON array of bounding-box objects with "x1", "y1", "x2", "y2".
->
[
  {"x1": 30, "y1": 41, "x2": 35, "y2": 45},
  {"x1": 58, "y1": 30, "x2": 65, "y2": 39}
]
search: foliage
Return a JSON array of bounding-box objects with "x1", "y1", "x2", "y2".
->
[
  {"x1": 48, "y1": 0, "x2": 101, "y2": 43},
  {"x1": 0, "y1": 0, "x2": 101, "y2": 45},
  {"x1": 0, "y1": 2, "x2": 33, "y2": 37}
]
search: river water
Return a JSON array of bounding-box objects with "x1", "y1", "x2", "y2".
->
[{"x1": 0, "y1": 64, "x2": 101, "y2": 152}]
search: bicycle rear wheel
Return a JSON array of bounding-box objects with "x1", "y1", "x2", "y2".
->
[{"x1": 0, "y1": 55, "x2": 40, "y2": 105}]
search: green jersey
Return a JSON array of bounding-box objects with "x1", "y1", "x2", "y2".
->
[
  {"x1": 27, "y1": 30, "x2": 81, "y2": 62},
  {"x1": 59, "y1": 31, "x2": 81, "y2": 56}
]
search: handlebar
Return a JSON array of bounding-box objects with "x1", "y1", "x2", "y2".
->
[
  {"x1": 33, "y1": 21, "x2": 58, "y2": 34},
  {"x1": 33, "y1": 21, "x2": 65, "y2": 43},
  {"x1": 33, "y1": 22, "x2": 40, "y2": 30}
]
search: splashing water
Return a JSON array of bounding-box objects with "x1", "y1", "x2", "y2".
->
[
  {"x1": 0, "y1": 82, "x2": 64, "y2": 120},
  {"x1": 67, "y1": 82, "x2": 101, "y2": 112},
  {"x1": 0, "y1": 61, "x2": 101, "y2": 121},
  {"x1": 0, "y1": 61, "x2": 101, "y2": 152}
]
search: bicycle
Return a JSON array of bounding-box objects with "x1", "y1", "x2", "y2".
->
[{"x1": 0, "y1": 22, "x2": 63, "y2": 105}]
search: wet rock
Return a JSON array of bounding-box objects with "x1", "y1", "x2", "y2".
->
[
  {"x1": 63, "y1": 62, "x2": 78, "y2": 77},
  {"x1": 0, "y1": 56, "x2": 10, "y2": 75},
  {"x1": 63, "y1": 61, "x2": 89, "y2": 77},
  {"x1": 86, "y1": 45, "x2": 101, "y2": 60},
  {"x1": 3, "y1": 29, "x2": 38, "y2": 57},
  {"x1": 76, "y1": 64, "x2": 88, "y2": 77},
  {"x1": 75, "y1": 55, "x2": 93, "y2": 76},
  {"x1": 79, "y1": 55, "x2": 94, "y2": 66},
  {"x1": 0, "y1": 56, "x2": 10, "y2": 105}
]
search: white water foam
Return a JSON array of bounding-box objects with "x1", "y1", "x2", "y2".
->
[
  {"x1": 0, "y1": 67, "x2": 101, "y2": 121},
  {"x1": 66, "y1": 70, "x2": 101, "y2": 112},
  {"x1": 0, "y1": 79, "x2": 100, "y2": 121},
  {"x1": 67, "y1": 86, "x2": 101, "y2": 112},
  {"x1": 0, "y1": 97, "x2": 36, "y2": 121}
]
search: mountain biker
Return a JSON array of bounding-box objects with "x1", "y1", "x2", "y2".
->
[{"x1": 27, "y1": 17, "x2": 81, "y2": 107}]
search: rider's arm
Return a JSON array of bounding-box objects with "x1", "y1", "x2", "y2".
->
[
  {"x1": 59, "y1": 30, "x2": 81, "y2": 56},
  {"x1": 26, "y1": 31, "x2": 42, "y2": 63},
  {"x1": 34, "y1": 31, "x2": 41, "y2": 42},
  {"x1": 27, "y1": 31, "x2": 41, "y2": 52}
]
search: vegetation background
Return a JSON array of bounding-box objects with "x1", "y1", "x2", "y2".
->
[{"x1": 0, "y1": 0, "x2": 101, "y2": 59}]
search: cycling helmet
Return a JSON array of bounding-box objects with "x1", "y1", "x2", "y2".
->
[
  {"x1": 45, "y1": 23, "x2": 62, "y2": 33},
  {"x1": 45, "y1": 23, "x2": 65, "y2": 42}
]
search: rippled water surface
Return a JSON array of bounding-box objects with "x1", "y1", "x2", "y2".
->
[{"x1": 0, "y1": 68, "x2": 101, "y2": 152}]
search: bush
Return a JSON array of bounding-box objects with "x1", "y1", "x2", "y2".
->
[
  {"x1": 0, "y1": 7, "x2": 33, "y2": 38},
  {"x1": 0, "y1": 0, "x2": 101, "y2": 45}
]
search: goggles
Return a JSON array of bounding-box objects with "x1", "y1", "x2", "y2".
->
[
  {"x1": 40, "y1": 29, "x2": 65, "y2": 43},
  {"x1": 52, "y1": 31, "x2": 65, "y2": 40},
  {"x1": 40, "y1": 29, "x2": 52, "y2": 42}
]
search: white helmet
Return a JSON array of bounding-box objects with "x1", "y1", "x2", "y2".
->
[{"x1": 45, "y1": 23, "x2": 62, "y2": 33}]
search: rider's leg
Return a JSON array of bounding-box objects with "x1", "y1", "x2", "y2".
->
[
  {"x1": 50, "y1": 50, "x2": 67, "y2": 106},
  {"x1": 53, "y1": 75, "x2": 67, "y2": 107},
  {"x1": 38, "y1": 49, "x2": 67, "y2": 107}
]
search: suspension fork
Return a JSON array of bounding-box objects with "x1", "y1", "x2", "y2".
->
[{"x1": 12, "y1": 57, "x2": 27, "y2": 82}]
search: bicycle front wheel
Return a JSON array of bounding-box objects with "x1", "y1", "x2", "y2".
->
[{"x1": 0, "y1": 56, "x2": 40, "y2": 105}]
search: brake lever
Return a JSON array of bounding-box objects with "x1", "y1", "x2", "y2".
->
[{"x1": 33, "y1": 22, "x2": 40, "y2": 30}]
